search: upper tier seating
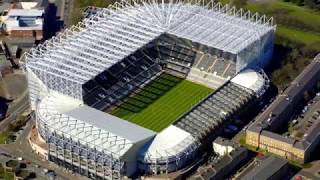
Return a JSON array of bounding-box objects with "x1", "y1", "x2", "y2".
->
[
  {"x1": 174, "y1": 81, "x2": 254, "y2": 139},
  {"x1": 83, "y1": 50, "x2": 161, "y2": 110}
]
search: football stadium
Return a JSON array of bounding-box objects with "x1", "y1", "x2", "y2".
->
[{"x1": 23, "y1": 0, "x2": 275, "y2": 179}]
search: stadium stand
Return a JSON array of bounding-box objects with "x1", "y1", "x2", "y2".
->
[
  {"x1": 82, "y1": 50, "x2": 162, "y2": 110},
  {"x1": 139, "y1": 69, "x2": 269, "y2": 174},
  {"x1": 24, "y1": 0, "x2": 274, "y2": 179},
  {"x1": 174, "y1": 81, "x2": 255, "y2": 139}
]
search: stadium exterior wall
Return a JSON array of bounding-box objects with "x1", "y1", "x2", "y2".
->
[
  {"x1": 121, "y1": 139, "x2": 156, "y2": 176},
  {"x1": 138, "y1": 127, "x2": 199, "y2": 174},
  {"x1": 158, "y1": 32, "x2": 275, "y2": 74},
  {"x1": 21, "y1": 0, "x2": 275, "y2": 179},
  {"x1": 237, "y1": 30, "x2": 275, "y2": 72},
  {"x1": 35, "y1": 109, "x2": 141, "y2": 179},
  {"x1": 25, "y1": 67, "x2": 48, "y2": 109}
]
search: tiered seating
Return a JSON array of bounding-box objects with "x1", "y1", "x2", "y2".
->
[
  {"x1": 159, "y1": 45, "x2": 195, "y2": 64},
  {"x1": 157, "y1": 45, "x2": 172, "y2": 60},
  {"x1": 187, "y1": 52, "x2": 236, "y2": 89},
  {"x1": 193, "y1": 52, "x2": 204, "y2": 66},
  {"x1": 211, "y1": 59, "x2": 228, "y2": 76},
  {"x1": 223, "y1": 63, "x2": 236, "y2": 78},
  {"x1": 142, "y1": 47, "x2": 159, "y2": 60},
  {"x1": 196, "y1": 54, "x2": 215, "y2": 71},
  {"x1": 158, "y1": 44, "x2": 196, "y2": 77},
  {"x1": 174, "y1": 82, "x2": 254, "y2": 139},
  {"x1": 191, "y1": 51, "x2": 237, "y2": 79},
  {"x1": 83, "y1": 50, "x2": 161, "y2": 110}
]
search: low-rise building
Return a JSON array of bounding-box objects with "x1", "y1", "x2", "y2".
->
[
  {"x1": 190, "y1": 137, "x2": 248, "y2": 180},
  {"x1": 246, "y1": 54, "x2": 320, "y2": 163},
  {"x1": 239, "y1": 156, "x2": 289, "y2": 180},
  {"x1": 0, "y1": 2, "x2": 44, "y2": 40}
]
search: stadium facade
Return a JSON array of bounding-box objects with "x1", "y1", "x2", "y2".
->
[{"x1": 23, "y1": 0, "x2": 275, "y2": 179}]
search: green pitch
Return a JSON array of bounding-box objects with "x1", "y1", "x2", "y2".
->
[{"x1": 111, "y1": 73, "x2": 213, "y2": 132}]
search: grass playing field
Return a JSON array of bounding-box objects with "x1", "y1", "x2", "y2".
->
[{"x1": 111, "y1": 73, "x2": 213, "y2": 132}]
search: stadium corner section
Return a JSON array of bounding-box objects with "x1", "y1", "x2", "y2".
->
[
  {"x1": 22, "y1": 0, "x2": 274, "y2": 179},
  {"x1": 27, "y1": 65, "x2": 269, "y2": 178}
]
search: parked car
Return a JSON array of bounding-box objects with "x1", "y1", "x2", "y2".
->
[{"x1": 227, "y1": 125, "x2": 238, "y2": 132}]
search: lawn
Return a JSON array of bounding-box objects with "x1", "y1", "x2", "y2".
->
[
  {"x1": 0, "y1": 131, "x2": 9, "y2": 144},
  {"x1": 219, "y1": 0, "x2": 320, "y2": 46},
  {"x1": 246, "y1": 1, "x2": 320, "y2": 31},
  {"x1": 75, "y1": 0, "x2": 112, "y2": 7},
  {"x1": 71, "y1": 0, "x2": 114, "y2": 24},
  {"x1": 111, "y1": 73, "x2": 213, "y2": 132},
  {"x1": 218, "y1": 0, "x2": 320, "y2": 88},
  {"x1": 0, "y1": 163, "x2": 13, "y2": 180},
  {"x1": 276, "y1": 25, "x2": 320, "y2": 45}
]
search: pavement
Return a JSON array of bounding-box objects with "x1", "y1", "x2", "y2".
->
[
  {"x1": 0, "y1": 119, "x2": 86, "y2": 180},
  {"x1": 290, "y1": 94, "x2": 320, "y2": 139},
  {"x1": 0, "y1": 72, "x2": 27, "y2": 100},
  {"x1": 0, "y1": 71, "x2": 85, "y2": 179},
  {"x1": 0, "y1": 1, "x2": 83, "y2": 178},
  {"x1": 0, "y1": 72, "x2": 29, "y2": 138},
  {"x1": 296, "y1": 160, "x2": 320, "y2": 180},
  {"x1": 60, "y1": 0, "x2": 74, "y2": 27}
]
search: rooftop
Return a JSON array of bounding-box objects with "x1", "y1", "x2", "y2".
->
[
  {"x1": 247, "y1": 54, "x2": 320, "y2": 151},
  {"x1": 25, "y1": 0, "x2": 274, "y2": 99},
  {"x1": 190, "y1": 139, "x2": 248, "y2": 180},
  {"x1": 66, "y1": 105, "x2": 156, "y2": 143},
  {"x1": 230, "y1": 69, "x2": 266, "y2": 93},
  {"x1": 37, "y1": 92, "x2": 156, "y2": 157},
  {"x1": 241, "y1": 156, "x2": 288, "y2": 180},
  {"x1": 7, "y1": 9, "x2": 43, "y2": 17},
  {"x1": 253, "y1": 54, "x2": 320, "y2": 129},
  {"x1": 213, "y1": 136, "x2": 240, "y2": 148}
]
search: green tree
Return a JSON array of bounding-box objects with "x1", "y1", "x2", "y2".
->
[{"x1": 305, "y1": 0, "x2": 320, "y2": 9}]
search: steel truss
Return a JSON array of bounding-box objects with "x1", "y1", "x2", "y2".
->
[
  {"x1": 35, "y1": 96, "x2": 132, "y2": 179},
  {"x1": 24, "y1": 0, "x2": 275, "y2": 100},
  {"x1": 24, "y1": 0, "x2": 276, "y2": 178}
]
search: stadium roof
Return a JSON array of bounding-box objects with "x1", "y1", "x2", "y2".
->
[
  {"x1": 231, "y1": 69, "x2": 266, "y2": 93},
  {"x1": 66, "y1": 106, "x2": 156, "y2": 142},
  {"x1": 37, "y1": 93, "x2": 155, "y2": 157},
  {"x1": 25, "y1": 0, "x2": 275, "y2": 99},
  {"x1": 141, "y1": 125, "x2": 197, "y2": 161}
]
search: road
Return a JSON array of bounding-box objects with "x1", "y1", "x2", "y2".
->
[
  {"x1": 59, "y1": 0, "x2": 75, "y2": 27},
  {"x1": 0, "y1": 79, "x2": 84, "y2": 180},
  {"x1": 0, "y1": 119, "x2": 86, "y2": 180},
  {"x1": 0, "y1": 75, "x2": 29, "y2": 134},
  {"x1": 0, "y1": 1, "x2": 82, "y2": 178}
]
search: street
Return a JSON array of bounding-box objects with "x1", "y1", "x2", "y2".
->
[
  {"x1": 0, "y1": 119, "x2": 86, "y2": 180},
  {"x1": 0, "y1": 72, "x2": 85, "y2": 179}
]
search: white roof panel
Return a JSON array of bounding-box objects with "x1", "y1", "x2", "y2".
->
[
  {"x1": 37, "y1": 93, "x2": 155, "y2": 157},
  {"x1": 66, "y1": 106, "x2": 156, "y2": 143},
  {"x1": 8, "y1": 9, "x2": 43, "y2": 17},
  {"x1": 231, "y1": 69, "x2": 266, "y2": 93},
  {"x1": 25, "y1": 1, "x2": 274, "y2": 98},
  {"x1": 142, "y1": 125, "x2": 197, "y2": 161}
]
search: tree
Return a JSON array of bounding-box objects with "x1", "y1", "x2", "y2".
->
[
  {"x1": 231, "y1": 0, "x2": 247, "y2": 8},
  {"x1": 305, "y1": 0, "x2": 320, "y2": 9}
]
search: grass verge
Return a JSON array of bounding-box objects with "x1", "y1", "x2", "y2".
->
[{"x1": 71, "y1": 0, "x2": 115, "y2": 24}]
